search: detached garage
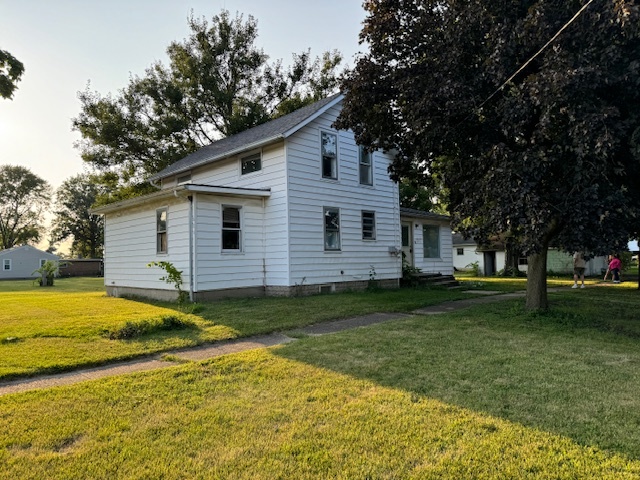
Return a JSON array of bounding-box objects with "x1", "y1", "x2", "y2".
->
[{"x1": 0, "y1": 245, "x2": 60, "y2": 280}]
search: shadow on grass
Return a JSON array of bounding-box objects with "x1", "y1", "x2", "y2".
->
[{"x1": 275, "y1": 292, "x2": 640, "y2": 461}]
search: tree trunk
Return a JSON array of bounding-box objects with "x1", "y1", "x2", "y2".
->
[{"x1": 526, "y1": 250, "x2": 549, "y2": 310}]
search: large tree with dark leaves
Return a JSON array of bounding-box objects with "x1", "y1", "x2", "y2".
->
[
  {"x1": 0, "y1": 49, "x2": 24, "y2": 100},
  {"x1": 336, "y1": 0, "x2": 640, "y2": 309},
  {"x1": 74, "y1": 10, "x2": 343, "y2": 192},
  {"x1": 50, "y1": 174, "x2": 105, "y2": 258}
]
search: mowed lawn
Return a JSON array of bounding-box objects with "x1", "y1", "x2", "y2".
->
[
  {"x1": 0, "y1": 277, "x2": 471, "y2": 379},
  {"x1": 1, "y1": 281, "x2": 640, "y2": 478}
]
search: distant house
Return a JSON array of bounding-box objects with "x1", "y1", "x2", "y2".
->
[
  {"x1": 92, "y1": 94, "x2": 454, "y2": 301},
  {"x1": 58, "y1": 259, "x2": 104, "y2": 277},
  {"x1": 452, "y1": 234, "x2": 608, "y2": 276},
  {"x1": 0, "y1": 245, "x2": 60, "y2": 280}
]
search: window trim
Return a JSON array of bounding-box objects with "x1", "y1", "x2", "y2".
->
[
  {"x1": 156, "y1": 207, "x2": 168, "y2": 254},
  {"x1": 323, "y1": 206, "x2": 341, "y2": 251},
  {"x1": 362, "y1": 210, "x2": 376, "y2": 240},
  {"x1": 422, "y1": 224, "x2": 441, "y2": 259},
  {"x1": 320, "y1": 130, "x2": 338, "y2": 180},
  {"x1": 240, "y1": 151, "x2": 262, "y2": 176},
  {"x1": 358, "y1": 146, "x2": 373, "y2": 186},
  {"x1": 3, "y1": 259, "x2": 11, "y2": 271},
  {"x1": 221, "y1": 205, "x2": 242, "y2": 252}
]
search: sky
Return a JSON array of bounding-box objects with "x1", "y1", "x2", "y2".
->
[{"x1": 0, "y1": 0, "x2": 367, "y2": 190}]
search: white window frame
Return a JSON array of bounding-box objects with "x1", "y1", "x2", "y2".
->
[
  {"x1": 240, "y1": 151, "x2": 262, "y2": 176},
  {"x1": 422, "y1": 224, "x2": 441, "y2": 259},
  {"x1": 358, "y1": 146, "x2": 373, "y2": 186},
  {"x1": 3, "y1": 259, "x2": 11, "y2": 271},
  {"x1": 362, "y1": 210, "x2": 376, "y2": 240},
  {"x1": 321, "y1": 131, "x2": 338, "y2": 180},
  {"x1": 156, "y1": 207, "x2": 168, "y2": 254},
  {"x1": 39, "y1": 259, "x2": 48, "y2": 268},
  {"x1": 324, "y1": 207, "x2": 341, "y2": 251},
  {"x1": 221, "y1": 205, "x2": 242, "y2": 252}
]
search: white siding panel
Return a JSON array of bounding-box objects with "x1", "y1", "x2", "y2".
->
[
  {"x1": 103, "y1": 198, "x2": 191, "y2": 291},
  {"x1": 285, "y1": 104, "x2": 402, "y2": 286}
]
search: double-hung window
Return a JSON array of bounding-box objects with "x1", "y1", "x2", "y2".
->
[
  {"x1": 423, "y1": 225, "x2": 440, "y2": 258},
  {"x1": 222, "y1": 206, "x2": 242, "y2": 251},
  {"x1": 3, "y1": 259, "x2": 10, "y2": 271},
  {"x1": 321, "y1": 131, "x2": 338, "y2": 179},
  {"x1": 156, "y1": 208, "x2": 168, "y2": 254},
  {"x1": 241, "y1": 152, "x2": 261, "y2": 175},
  {"x1": 359, "y1": 146, "x2": 373, "y2": 186},
  {"x1": 362, "y1": 211, "x2": 376, "y2": 240},
  {"x1": 324, "y1": 207, "x2": 341, "y2": 251}
]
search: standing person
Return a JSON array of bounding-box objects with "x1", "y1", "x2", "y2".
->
[
  {"x1": 572, "y1": 252, "x2": 587, "y2": 289},
  {"x1": 609, "y1": 254, "x2": 622, "y2": 284}
]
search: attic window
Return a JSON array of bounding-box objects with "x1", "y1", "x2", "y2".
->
[
  {"x1": 241, "y1": 152, "x2": 261, "y2": 175},
  {"x1": 176, "y1": 173, "x2": 191, "y2": 185}
]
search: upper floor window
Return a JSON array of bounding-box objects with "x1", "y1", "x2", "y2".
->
[
  {"x1": 362, "y1": 211, "x2": 376, "y2": 240},
  {"x1": 241, "y1": 152, "x2": 261, "y2": 175},
  {"x1": 156, "y1": 208, "x2": 168, "y2": 254},
  {"x1": 176, "y1": 173, "x2": 191, "y2": 185},
  {"x1": 324, "y1": 207, "x2": 341, "y2": 251},
  {"x1": 321, "y1": 131, "x2": 338, "y2": 179},
  {"x1": 423, "y1": 224, "x2": 440, "y2": 258},
  {"x1": 222, "y1": 206, "x2": 242, "y2": 251},
  {"x1": 3, "y1": 259, "x2": 10, "y2": 271},
  {"x1": 359, "y1": 146, "x2": 373, "y2": 186}
]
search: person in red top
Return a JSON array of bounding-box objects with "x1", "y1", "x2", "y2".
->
[{"x1": 606, "y1": 254, "x2": 622, "y2": 284}]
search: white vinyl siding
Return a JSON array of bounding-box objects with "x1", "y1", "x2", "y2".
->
[
  {"x1": 285, "y1": 102, "x2": 402, "y2": 286},
  {"x1": 409, "y1": 219, "x2": 454, "y2": 275}
]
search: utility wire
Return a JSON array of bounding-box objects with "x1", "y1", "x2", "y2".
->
[{"x1": 474, "y1": 0, "x2": 597, "y2": 113}]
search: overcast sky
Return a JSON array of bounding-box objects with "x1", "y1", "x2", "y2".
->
[{"x1": 1, "y1": 0, "x2": 366, "y2": 190}]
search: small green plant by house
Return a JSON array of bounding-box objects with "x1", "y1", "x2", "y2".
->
[
  {"x1": 32, "y1": 260, "x2": 59, "y2": 287},
  {"x1": 147, "y1": 261, "x2": 189, "y2": 306}
]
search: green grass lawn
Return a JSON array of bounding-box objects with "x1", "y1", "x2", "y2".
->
[
  {"x1": 2, "y1": 285, "x2": 640, "y2": 478},
  {"x1": 0, "y1": 277, "x2": 471, "y2": 379}
]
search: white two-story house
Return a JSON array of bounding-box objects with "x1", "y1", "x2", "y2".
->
[{"x1": 93, "y1": 94, "x2": 453, "y2": 301}]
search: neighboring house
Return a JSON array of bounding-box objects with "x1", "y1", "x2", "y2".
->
[
  {"x1": 0, "y1": 245, "x2": 60, "y2": 280},
  {"x1": 58, "y1": 259, "x2": 104, "y2": 277},
  {"x1": 452, "y1": 234, "x2": 607, "y2": 276},
  {"x1": 93, "y1": 94, "x2": 453, "y2": 301}
]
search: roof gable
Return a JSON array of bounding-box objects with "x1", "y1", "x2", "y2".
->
[
  {"x1": 0, "y1": 245, "x2": 59, "y2": 258},
  {"x1": 149, "y1": 93, "x2": 344, "y2": 183}
]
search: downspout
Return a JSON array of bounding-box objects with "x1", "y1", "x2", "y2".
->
[
  {"x1": 188, "y1": 194, "x2": 196, "y2": 302},
  {"x1": 262, "y1": 196, "x2": 267, "y2": 291}
]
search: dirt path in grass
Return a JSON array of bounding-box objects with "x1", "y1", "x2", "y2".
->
[{"x1": 0, "y1": 290, "x2": 529, "y2": 396}]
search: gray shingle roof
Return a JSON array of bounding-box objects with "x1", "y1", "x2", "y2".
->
[
  {"x1": 149, "y1": 93, "x2": 343, "y2": 182},
  {"x1": 400, "y1": 207, "x2": 450, "y2": 222}
]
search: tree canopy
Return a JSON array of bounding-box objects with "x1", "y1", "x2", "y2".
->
[
  {"x1": 337, "y1": 0, "x2": 640, "y2": 309},
  {"x1": 0, "y1": 165, "x2": 51, "y2": 250},
  {"x1": 0, "y1": 49, "x2": 24, "y2": 100},
  {"x1": 50, "y1": 174, "x2": 105, "y2": 258},
  {"x1": 73, "y1": 10, "x2": 344, "y2": 191}
]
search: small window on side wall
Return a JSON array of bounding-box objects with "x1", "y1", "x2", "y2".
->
[
  {"x1": 3, "y1": 259, "x2": 10, "y2": 271},
  {"x1": 321, "y1": 131, "x2": 338, "y2": 179},
  {"x1": 457, "y1": 248, "x2": 464, "y2": 255},
  {"x1": 157, "y1": 208, "x2": 168, "y2": 254},
  {"x1": 362, "y1": 211, "x2": 376, "y2": 240},
  {"x1": 324, "y1": 207, "x2": 341, "y2": 251},
  {"x1": 423, "y1": 224, "x2": 440, "y2": 258},
  {"x1": 222, "y1": 206, "x2": 242, "y2": 251},
  {"x1": 176, "y1": 173, "x2": 191, "y2": 185},
  {"x1": 241, "y1": 152, "x2": 261, "y2": 175},
  {"x1": 359, "y1": 146, "x2": 373, "y2": 186}
]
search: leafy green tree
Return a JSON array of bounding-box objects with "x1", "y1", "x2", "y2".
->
[
  {"x1": 0, "y1": 49, "x2": 24, "y2": 100},
  {"x1": 73, "y1": 10, "x2": 344, "y2": 192},
  {"x1": 0, "y1": 165, "x2": 51, "y2": 249},
  {"x1": 50, "y1": 174, "x2": 105, "y2": 258},
  {"x1": 336, "y1": 0, "x2": 640, "y2": 310}
]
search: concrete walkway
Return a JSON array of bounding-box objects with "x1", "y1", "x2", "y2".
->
[{"x1": 0, "y1": 290, "x2": 530, "y2": 396}]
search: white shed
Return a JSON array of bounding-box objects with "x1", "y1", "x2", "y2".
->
[{"x1": 0, "y1": 245, "x2": 60, "y2": 280}]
